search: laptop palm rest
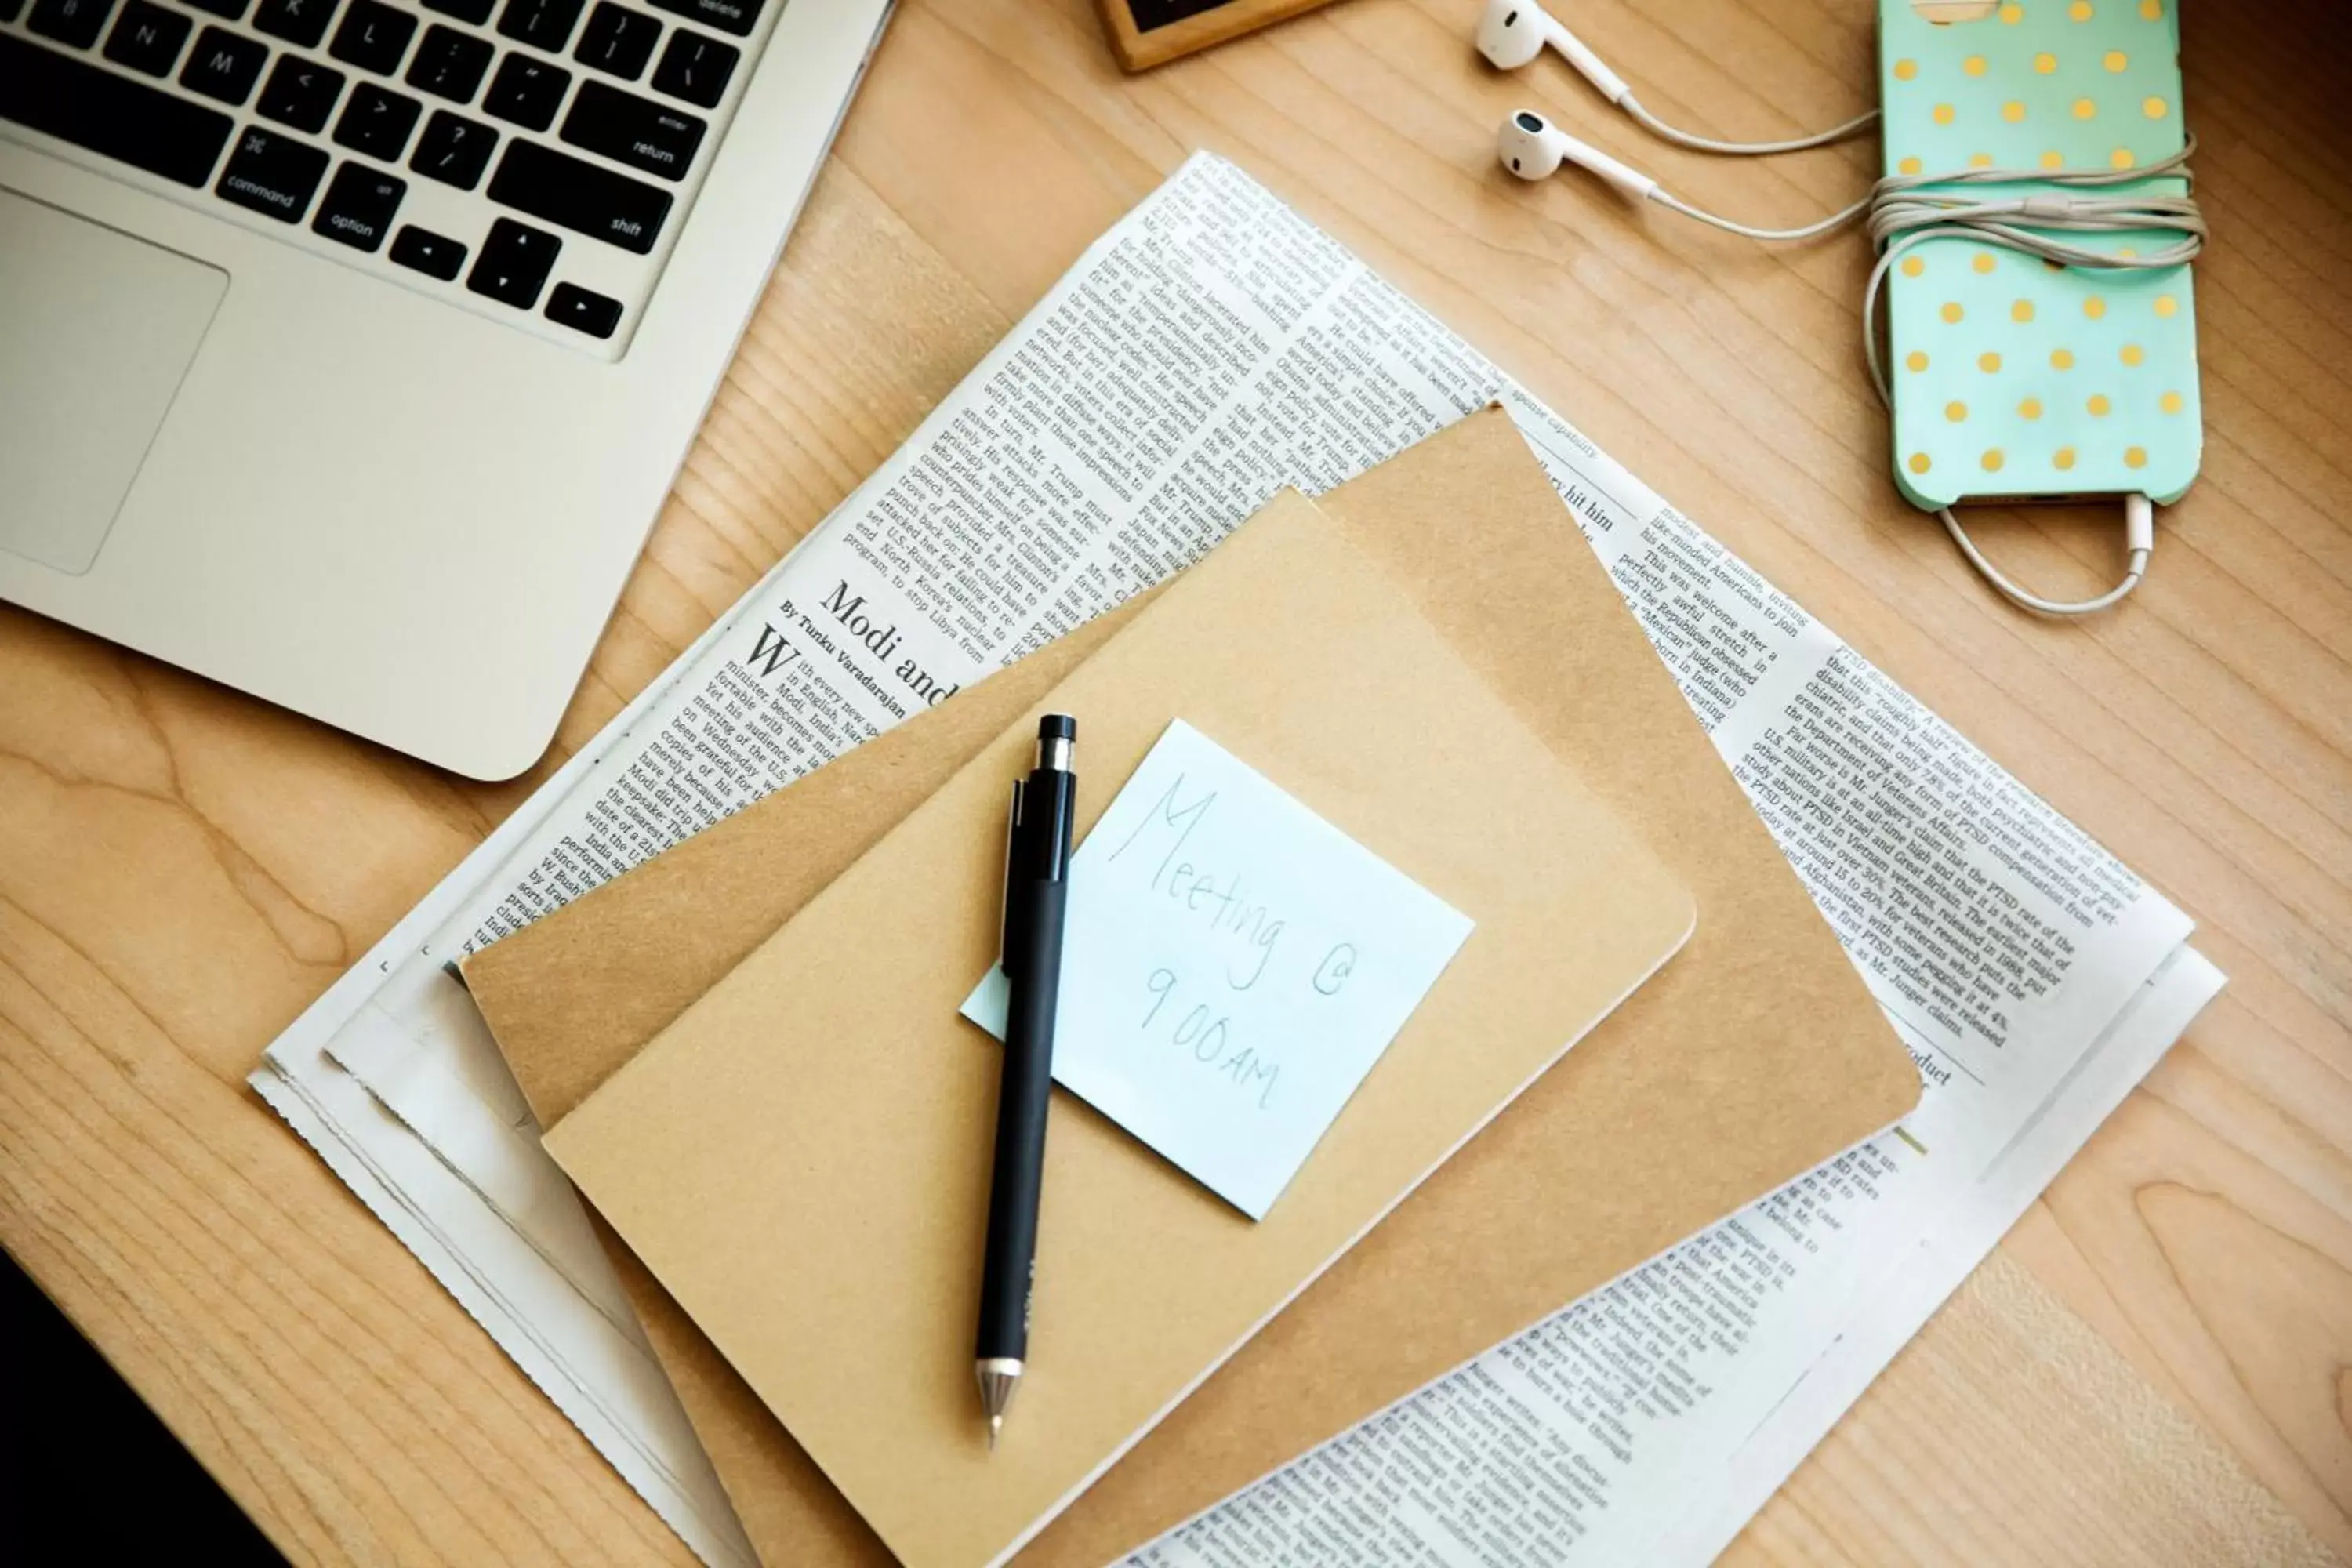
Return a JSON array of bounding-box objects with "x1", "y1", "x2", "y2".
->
[{"x1": 0, "y1": 188, "x2": 225, "y2": 576}]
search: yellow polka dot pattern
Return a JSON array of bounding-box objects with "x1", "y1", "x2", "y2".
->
[
  {"x1": 1883, "y1": 0, "x2": 2181, "y2": 180},
  {"x1": 1879, "y1": 0, "x2": 2196, "y2": 503}
]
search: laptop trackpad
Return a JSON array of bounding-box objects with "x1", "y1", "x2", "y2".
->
[{"x1": 0, "y1": 189, "x2": 227, "y2": 575}]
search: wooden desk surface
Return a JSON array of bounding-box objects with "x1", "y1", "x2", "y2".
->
[{"x1": 3, "y1": 1, "x2": 2347, "y2": 1562}]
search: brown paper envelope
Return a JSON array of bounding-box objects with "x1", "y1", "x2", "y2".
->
[
  {"x1": 463, "y1": 408, "x2": 1918, "y2": 1566},
  {"x1": 544, "y1": 488, "x2": 1698, "y2": 1567}
]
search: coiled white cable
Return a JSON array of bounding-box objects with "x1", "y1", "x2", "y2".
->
[
  {"x1": 1856, "y1": 141, "x2": 2202, "y2": 616},
  {"x1": 1646, "y1": 143, "x2": 2202, "y2": 616}
]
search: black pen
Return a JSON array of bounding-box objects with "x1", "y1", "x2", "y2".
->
[{"x1": 976, "y1": 713, "x2": 1077, "y2": 1450}]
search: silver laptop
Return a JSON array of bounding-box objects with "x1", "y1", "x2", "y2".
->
[{"x1": 0, "y1": 0, "x2": 891, "y2": 778}]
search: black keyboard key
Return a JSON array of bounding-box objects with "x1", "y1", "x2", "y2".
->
[
  {"x1": 645, "y1": 0, "x2": 753, "y2": 38},
  {"x1": 559, "y1": 79, "x2": 700, "y2": 181},
  {"x1": 486, "y1": 137, "x2": 668, "y2": 252},
  {"x1": 28, "y1": 0, "x2": 115, "y2": 49},
  {"x1": 179, "y1": 24, "x2": 267, "y2": 103},
  {"x1": 328, "y1": 0, "x2": 414, "y2": 74},
  {"x1": 421, "y1": 0, "x2": 491, "y2": 20},
  {"x1": 334, "y1": 81, "x2": 420, "y2": 157},
  {"x1": 481, "y1": 53, "x2": 568, "y2": 130},
  {"x1": 648, "y1": 27, "x2": 731, "y2": 109},
  {"x1": 215, "y1": 125, "x2": 328, "y2": 220},
  {"x1": 573, "y1": 1, "x2": 656, "y2": 79},
  {"x1": 405, "y1": 23, "x2": 492, "y2": 101},
  {"x1": 183, "y1": 0, "x2": 247, "y2": 16},
  {"x1": 102, "y1": 0, "x2": 190, "y2": 75},
  {"x1": 496, "y1": 0, "x2": 581, "y2": 51},
  {"x1": 0, "y1": 28, "x2": 232, "y2": 183},
  {"x1": 253, "y1": 0, "x2": 335, "y2": 47},
  {"x1": 410, "y1": 107, "x2": 496, "y2": 187},
  {"x1": 546, "y1": 281, "x2": 621, "y2": 339},
  {"x1": 256, "y1": 55, "x2": 343, "y2": 130},
  {"x1": 310, "y1": 159, "x2": 404, "y2": 249},
  {"x1": 466, "y1": 216, "x2": 559, "y2": 307},
  {"x1": 390, "y1": 223, "x2": 465, "y2": 279}
]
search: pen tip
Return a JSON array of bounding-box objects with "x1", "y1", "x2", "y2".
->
[{"x1": 988, "y1": 1415, "x2": 1002, "y2": 1452}]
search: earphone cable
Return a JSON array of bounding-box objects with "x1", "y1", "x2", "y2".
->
[
  {"x1": 1650, "y1": 189, "x2": 1872, "y2": 242},
  {"x1": 1621, "y1": 95, "x2": 1882, "y2": 157},
  {"x1": 1856, "y1": 143, "x2": 2201, "y2": 616}
]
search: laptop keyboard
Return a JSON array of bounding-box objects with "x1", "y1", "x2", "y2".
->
[{"x1": 0, "y1": 0, "x2": 775, "y2": 354}]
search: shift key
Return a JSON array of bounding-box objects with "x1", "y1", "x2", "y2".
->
[
  {"x1": 486, "y1": 138, "x2": 671, "y2": 253},
  {"x1": 560, "y1": 81, "x2": 703, "y2": 183}
]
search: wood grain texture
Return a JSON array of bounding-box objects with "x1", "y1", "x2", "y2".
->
[{"x1": 2, "y1": 0, "x2": 2347, "y2": 1562}]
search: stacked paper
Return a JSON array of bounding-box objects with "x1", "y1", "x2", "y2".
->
[{"x1": 252, "y1": 153, "x2": 2219, "y2": 1567}]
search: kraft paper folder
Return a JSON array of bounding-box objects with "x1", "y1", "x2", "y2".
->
[
  {"x1": 463, "y1": 410, "x2": 1921, "y2": 1566},
  {"x1": 546, "y1": 486, "x2": 1698, "y2": 1566}
]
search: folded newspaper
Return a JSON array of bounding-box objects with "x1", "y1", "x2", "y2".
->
[{"x1": 252, "y1": 152, "x2": 2221, "y2": 1566}]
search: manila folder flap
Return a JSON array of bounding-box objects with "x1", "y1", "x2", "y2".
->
[{"x1": 543, "y1": 488, "x2": 1696, "y2": 1568}]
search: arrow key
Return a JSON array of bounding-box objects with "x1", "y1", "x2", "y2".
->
[{"x1": 465, "y1": 216, "x2": 559, "y2": 309}]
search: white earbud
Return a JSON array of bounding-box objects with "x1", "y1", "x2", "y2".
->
[
  {"x1": 1497, "y1": 110, "x2": 1657, "y2": 201},
  {"x1": 1475, "y1": 0, "x2": 1629, "y2": 105},
  {"x1": 1497, "y1": 109, "x2": 1871, "y2": 240},
  {"x1": 1475, "y1": 0, "x2": 1878, "y2": 158}
]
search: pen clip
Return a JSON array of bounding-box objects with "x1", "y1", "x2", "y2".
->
[{"x1": 999, "y1": 779, "x2": 1025, "y2": 970}]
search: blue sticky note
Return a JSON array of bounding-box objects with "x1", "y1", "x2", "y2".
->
[{"x1": 961, "y1": 719, "x2": 1474, "y2": 1219}]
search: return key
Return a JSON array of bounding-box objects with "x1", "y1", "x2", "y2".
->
[{"x1": 560, "y1": 80, "x2": 703, "y2": 182}]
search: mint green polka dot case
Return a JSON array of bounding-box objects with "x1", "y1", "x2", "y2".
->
[{"x1": 1879, "y1": 0, "x2": 2198, "y2": 510}]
